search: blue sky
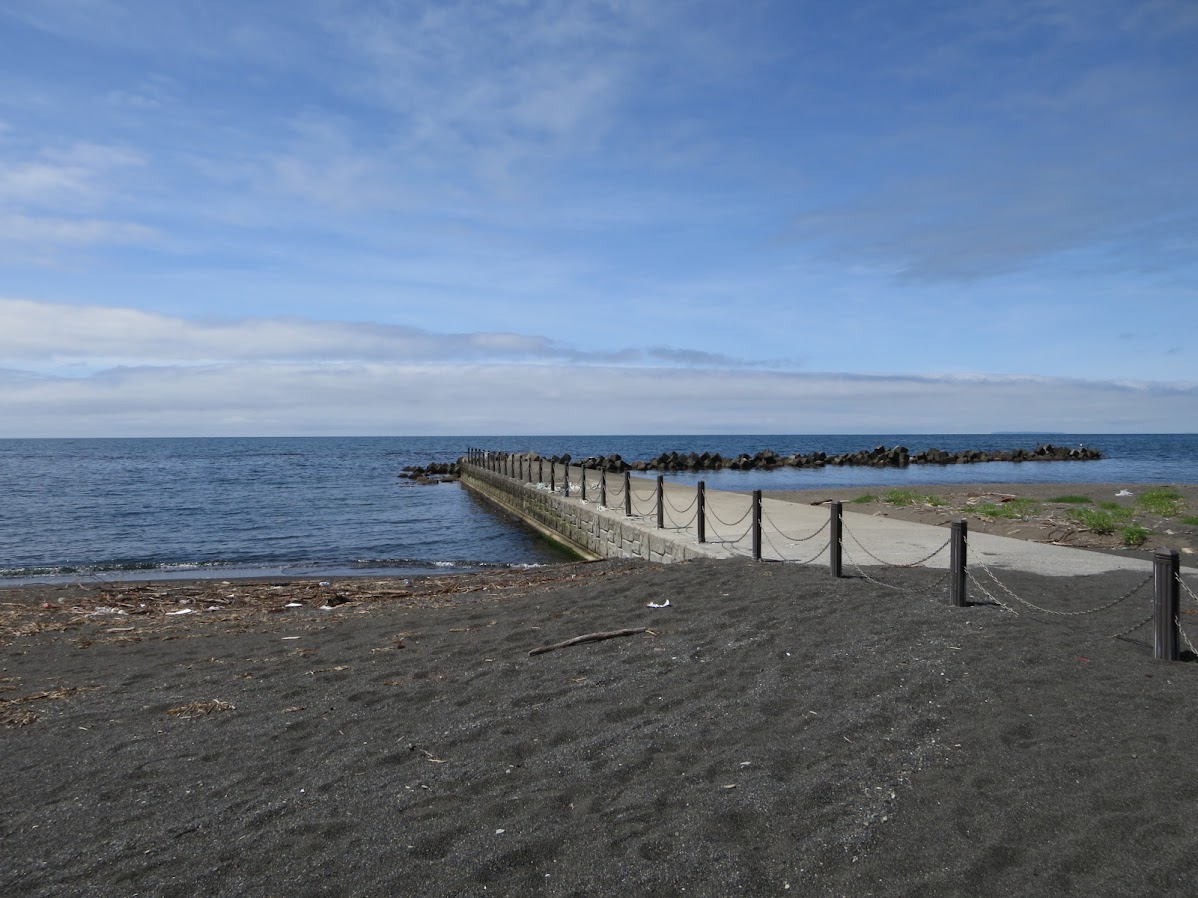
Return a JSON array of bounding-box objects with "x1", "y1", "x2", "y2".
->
[{"x1": 1, "y1": 0, "x2": 1195, "y2": 436}]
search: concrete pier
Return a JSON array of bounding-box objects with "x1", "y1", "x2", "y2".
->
[{"x1": 461, "y1": 460, "x2": 1156, "y2": 578}]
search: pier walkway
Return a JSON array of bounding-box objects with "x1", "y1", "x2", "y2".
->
[{"x1": 543, "y1": 464, "x2": 1158, "y2": 578}]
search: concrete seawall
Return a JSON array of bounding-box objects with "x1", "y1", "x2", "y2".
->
[{"x1": 460, "y1": 463, "x2": 721, "y2": 564}]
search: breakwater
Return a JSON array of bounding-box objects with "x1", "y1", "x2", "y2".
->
[{"x1": 402, "y1": 442, "x2": 1101, "y2": 481}]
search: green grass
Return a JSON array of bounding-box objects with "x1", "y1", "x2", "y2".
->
[
  {"x1": 1137, "y1": 488, "x2": 1184, "y2": 517},
  {"x1": 1098, "y1": 501, "x2": 1128, "y2": 512},
  {"x1": 1068, "y1": 506, "x2": 1133, "y2": 534},
  {"x1": 1048, "y1": 495, "x2": 1092, "y2": 504},
  {"x1": 879, "y1": 488, "x2": 948, "y2": 507},
  {"x1": 1182, "y1": 516, "x2": 1198, "y2": 526},
  {"x1": 1119, "y1": 525, "x2": 1152, "y2": 547},
  {"x1": 851, "y1": 494, "x2": 879, "y2": 504},
  {"x1": 974, "y1": 498, "x2": 1041, "y2": 519}
]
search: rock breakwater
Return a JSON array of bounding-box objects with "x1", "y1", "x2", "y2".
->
[{"x1": 403, "y1": 443, "x2": 1101, "y2": 482}]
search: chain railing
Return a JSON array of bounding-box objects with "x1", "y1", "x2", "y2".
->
[
  {"x1": 842, "y1": 519, "x2": 952, "y2": 568},
  {"x1": 762, "y1": 511, "x2": 830, "y2": 544}
]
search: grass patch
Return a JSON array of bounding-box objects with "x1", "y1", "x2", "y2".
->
[
  {"x1": 1098, "y1": 501, "x2": 1129, "y2": 512},
  {"x1": 1068, "y1": 507, "x2": 1132, "y2": 534},
  {"x1": 1119, "y1": 525, "x2": 1152, "y2": 547},
  {"x1": 1048, "y1": 495, "x2": 1092, "y2": 504},
  {"x1": 1182, "y1": 516, "x2": 1198, "y2": 526},
  {"x1": 1137, "y1": 488, "x2": 1184, "y2": 517},
  {"x1": 851, "y1": 494, "x2": 879, "y2": 504},
  {"x1": 881, "y1": 488, "x2": 947, "y2": 507},
  {"x1": 974, "y1": 498, "x2": 1041, "y2": 519}
]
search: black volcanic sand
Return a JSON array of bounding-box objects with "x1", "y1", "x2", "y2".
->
[{"x1": 3, "y1": 558, "x2": 1198, "y2": 897}]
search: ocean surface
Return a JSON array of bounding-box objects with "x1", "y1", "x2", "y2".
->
[{"x1": 2, "y1": 434, "x2": 1195, "y2": 585}]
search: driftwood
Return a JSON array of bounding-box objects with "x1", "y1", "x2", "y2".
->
[{"x1": 529, "y1": 627, "x2": 650, "y2": 656}]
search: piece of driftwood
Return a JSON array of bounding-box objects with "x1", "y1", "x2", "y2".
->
[{"x1": 529, "y1": 627, "x2": 650, "y2": 656}]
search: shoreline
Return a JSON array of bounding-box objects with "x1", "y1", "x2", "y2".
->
[{"x1": 6, "y1": 480, "x2": 1193, "y2": 590}]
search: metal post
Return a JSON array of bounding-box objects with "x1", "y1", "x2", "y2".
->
[
  {"x1": 550, "y1": 463, "x2": 556, "y2": 492},
  {"x1": 538, "y1": 459, "x2": 544, "y2": 484},
  {"x1": 564, "y1": 464, "x2": 570, "y2": 498},
  {"x1": 656, "y1": 476, "x2": 664, "y2": 529},
  {"x1": 1154, "y1": 549, "x2": 1180, "y2": 661},
  {"x1": 950, "y1": 519, "x2": 967, "y2": 607},
  {"x1": 600, "y1": 472, "x2": 607, "y2": 507},
  {"x1": 697, "y1": 481, "x2": 706, "y2": 543},
  {"x1": 624, "y1": 472, "x2": 631, "y2": 516},
  {"x1": 581, "y1": 468, "x2": 587, "y2": 502},
  {"x1": 829, "y1": 501, "x2": 842, "y2": 578},
  {"x1": 752, "y1": 490, "x2": 762, "y2": 560}
]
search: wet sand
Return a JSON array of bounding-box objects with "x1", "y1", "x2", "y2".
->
[{"x1": 4, "y1": 556, "x2": 1198, "y2": 896}]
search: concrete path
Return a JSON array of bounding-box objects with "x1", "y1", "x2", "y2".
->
[{"x1": 556, "y1": 466, "x2": 1157, "y2": 578}]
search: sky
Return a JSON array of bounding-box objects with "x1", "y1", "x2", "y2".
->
[{"x1": 1, "y1": 0, "x2": 1195, "y2": 437}]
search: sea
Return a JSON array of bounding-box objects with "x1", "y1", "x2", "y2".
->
[{"x1": 1, "y1": 434, "x2": 1195, "y2": 585}]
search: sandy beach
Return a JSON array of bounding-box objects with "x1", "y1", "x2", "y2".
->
[{"x1": 4, "y1": 509, "x2": 1198, "y2": 898}]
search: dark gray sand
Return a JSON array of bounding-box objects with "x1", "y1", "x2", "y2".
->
[{"x1": 3, "y1": 558, "x2": 1198, "y2": 897}]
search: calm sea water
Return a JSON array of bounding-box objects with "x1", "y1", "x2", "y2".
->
[{"x1": 1, "y1": 434, "x2": 1194, "y2": 585}]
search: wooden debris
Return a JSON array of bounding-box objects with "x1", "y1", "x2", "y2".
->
[
  {"x1": 165, "y1": 699, "x2": 235, "y2": 719},
  {"x1": 529, "y1": 627, "x2": 651, "y2": 656}
]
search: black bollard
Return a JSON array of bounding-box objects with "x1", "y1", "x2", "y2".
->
[
  {"x1": 752, "y1": 490, "x2": 762, "y2": 560},
  {"x1": 950, "y1": 519, "x2": 967, "y2": 607},
  {"x1": 829, "y1": 501, "x2": 842, "y2": 578},
  {"x1": 1154, "y1": 548, "x2": 1181, "y2": 661}
]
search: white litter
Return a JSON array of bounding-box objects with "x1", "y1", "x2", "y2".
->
[
  {"x1": 165, "y1": 608, "x2": 195, "y2": 616},
  {"x1": 89, "y1": 606, "x2": 126, "y2": 616},
  {"x1": 285, "y1": 602, "x2": 303, "y2": 608},
  {"x1": 1116, "y1": 489, "x2": 1133, "y2": 497},
  {"x1": 647, "y1": 599, "x2": 671, "y2": 609}
]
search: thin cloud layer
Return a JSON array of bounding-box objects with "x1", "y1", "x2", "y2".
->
[
  {"x1": 0, "y1": 298, "x2": 767, "y2": 370},
  {"x1": 2, "y1": 362, "x2": 1193, "y2": 438}
]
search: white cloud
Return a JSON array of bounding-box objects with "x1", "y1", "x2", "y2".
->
[
  {"x1": 1, "y1": 362, "x2": 1193, "y2": 438},
  {"x1": 0, "y1": 215, "x2": 156, "y2": 246},
  {"x1": 0, "y1": 297, "x2": 768, "y2": 370}
]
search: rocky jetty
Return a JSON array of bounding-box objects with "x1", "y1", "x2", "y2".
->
[
  {"x1": 397, "y1": 461, "x2": 461, "y2": 484},
  {"x1": 455, "y1": 443, "x2": 1100, "y2": 478}
]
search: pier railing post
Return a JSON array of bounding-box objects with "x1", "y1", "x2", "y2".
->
[
  {"x1": 581, "y1": 467, "x2": 587, "y2": 502},
  {"x1": 1153, "y1": 549, "x2": 1181, "y2": 661},
  {"x1": 550, "y1": 463, "x2": 556, "y2": 492},
  {"x1": 829, "y1": 501, "x2": 842, "y2": 578},
  {"x1": 624, "y1": 472, "x2": 631, "y2": 516},
  {"x1": 950, "y1": 519, "x2": 967, "y2": 607},
  {"x1": 697, "y1": 481, "x2": 706, "y2": 543},
  {"x1": 600, "y1": 472, "x2": 607, "y2": 507},
  {"x1": 538, "y1": 459, "x2": 544, "y2": 484},
  {"x1": 752, "y1": 490, "x2": 762, "y2": 561},
  {"x1": 656, "y1": 476, "x2": 664, "y2": 529},
  {"x1": 564, "y1": 464, "x2": 570, "y2": 497}
]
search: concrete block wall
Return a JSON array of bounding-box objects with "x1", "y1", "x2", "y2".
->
[{"x1": 460, "y1": 464, "x2": 719, "y2": 563}]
